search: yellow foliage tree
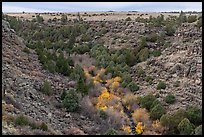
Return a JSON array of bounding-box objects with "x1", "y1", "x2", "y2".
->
[
  {"x1": 136, "y1": 122, "x2": 145, "y2": 134},
  {"x1": 92, "y1": 75, "x2": 103, "y2": 83},
  {"x1": 84, "y1": 71, "x2": 91, "y2": 78},
  {"x1": 113, "y1": 76, "x2": 122, "y2": 82},
  {"x1": 105, "y1": 79, "x2": 114, "y2": 87},
  {"x1": 83, "y1": 67, "x2": 91, "y2": 78},
  {"x1": 83, "y1": 66, "x2": 155, "y2": 135},
  {"x1": 96, "y1": 88, "x2": 114, "y2": 110},
  {"x1": 93, "y1": 80, "x2": 100, "y2": 85},
  {"x1": 97, "y1": 68, "x2": 106, "y2": 76},
  {"x1": 122, "y1": 125, "x2": 132, "y2": 134},
  {"x1": 111, "y1": 81, "x2": 120, "y2": 91}
]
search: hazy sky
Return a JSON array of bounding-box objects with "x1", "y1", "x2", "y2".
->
[{"x1": 2, "y1": 2, "x2": 202, "y2": 13}]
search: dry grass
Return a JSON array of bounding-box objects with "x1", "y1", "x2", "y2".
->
[
  {"x1": 72, "y1": 54, "x2": 95, "y2": 68},
  {"x1": 132, "y1": 108, "x2": 150, "y2": 125},
  {"x1": 88, "y1": 87, "x2": 101, "y2": 98},
  {"x1": 105, "y1": 108, "x2": 127, "y2": 130},
  {"x1": 80, "y1": 96, "x2": 99, "y2": 121},
  {"x1": 122, "y1": 93, "x2": 137, "y2": 106}
]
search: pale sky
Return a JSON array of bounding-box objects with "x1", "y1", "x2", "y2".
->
[{"x1": 2, "y1": 2, "x2": 202, "y2": 13}]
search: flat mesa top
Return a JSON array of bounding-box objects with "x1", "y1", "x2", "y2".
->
[{"x1": 5, "y1": 11, "x2": 195, "y2": 21}]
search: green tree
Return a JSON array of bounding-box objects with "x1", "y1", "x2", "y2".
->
[
  {"x1": 152, "y1": 50, "x2": 161, "y2": 57},
  {"x1": 7, "y1": 16, "x2": 23, "y2": 32},
  {"x1": 137, "y1": 67, "x2": 145, "y2": 78},
  {"x1": 98, "y1": 28, "x2": 108, "y2": 36},
  {"x1": 15, "y1": 115, "x2": 29, "y2": 126},
  {"x1": 67, "y1": 57, "x2": 74, "y2": 66},
  {"x1": 76, "y1": 78, "x2": 89, "y2": 96},
  {"x1": 125, "y1": 17, "x2": 132, "y2": 21},
  {"x1": 52, "y1": 17, "x2": 57, "y2": 22},
  {"x1": 138, "y1": 47, "x2": 149, "y2": 62},
  {"x1": 165, "y1": 24, "x2": 176, "y2": 36},
  {"x1": 41, "y1": 80, "x2": 52, "y2": 96},
  {"x1": 147, "y1": 33, "x2": 158, "y2": 42},
  {"x1": 61, "y1": 90, "x2": 68, "y2": 100},
  {"x1": 63, "y1": 89, "x2": 79, "y2": 112},
  {"x1": 125, "y1": 50, "x2": 136, "y2": 66},
  {"x1": 71, "y1": 64, "x2": 85, "y2": 81},
  {"x1": 138, "y1": 93, "x2": 156, "y2": 111},
  {"x1": 157, "y1": 81, "x2": 166, "y2": 90},
  {"x1": 61, "y1": 14, "x2": 68, "y2": 24},
  {"x1": 120, "y1": 72, "x2": 132, "y2": 87},
  {"x1": 68, "y1": 33, "x2": 76, "y2": 49},
  {"x1": 44, "y1": 40, "x2": 52, "y2": 49},
  {"x1": 196, "y1": 17, "x2": 202, "y2": 28},
  {"x1": 33, "y1": 31, "x2": 44, "y2": 40},
  {"x1": 81, "y1": 34, "x2": 91, "y2": 42},
  {"x1": 160, "y1": 114, "x2": 173, "y2": 129},
  {"x1": 104, "y1": 128, "x2": 118, "y2": 135},
  {"x1": 2, "y1": 12, "x2": 5, "y2": 19},
  {"x1": 22, "y1": 47, "x2": 30, "y2": 54},
  {"x1": 156, "y1": 32, "x2": 165, "y2": 47},
  {"x1": 165, "y1": 94, "x2": 176, "y2": 104},
  {"x1": 127, "y1": 81, "x2": 139, "y2": 92},
  {"x1": 73, "y1": 44, "x2": 90, "y2": 54},
  {"x1": 139, "y1": 37, "x2": 147, "y2": 49},
  {"x1": 56, "y1": 53, "x2": 72, "y2": 76},
  {"x1": 48, "y1": 18, "x2": 52, "y2": 23},
  {"x1": 178, "y1": 11, "x2": 187, "y2": 24},
  {"x1": 36, "y1": 15, "x2": 44, "y2": 23},
  {"x1": 186, "y1": 106, "x2": 202, "y2": 126},
  {"x1": 99, "y1": 110, "x2": 108, "y2": 120},
  {"x1": 187, "y1": 15, "x2": 197, "y2": 23},
  {"x1": 40, "y1": 122, "x2": 48, "y2": 131},
  {"x1": 150, "y1": 104, "x2": 165, "y2": 120},
  {"x1": 115, "y1": 54, "x2": 124, "y2": 64},
  {"x1": 145, "y1": 75, "x2": 153, "y2": 85},
  {"x1": 77, "y1": 12, "x2": 82, "y2": 22},
  {"x1": 46, "y1": 60, "x2": 56, "y2": 73},
  {"x1": 194, "y1": 125, "x2": 202, "y2": 135},
  {"x1": 150, "y1": 99, "x2": 162, "y2": 109},
  {"x1": 160, "y1": 109, "x2": 187, "y2": 134},
  {"x1": 171, "y1": 109, "x2": 187, "y2": 130},
  {"x1": 177, "y1": 118, "x2": 194, "y2": 135}
]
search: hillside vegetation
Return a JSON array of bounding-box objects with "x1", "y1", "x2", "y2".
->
[{"x1": 2, "y1": 11, "x2": 202, "y2": 135}]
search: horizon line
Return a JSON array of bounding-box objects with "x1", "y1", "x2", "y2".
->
[{"x1": 3, "y1": 10, "x2": 203, "y2": 14}]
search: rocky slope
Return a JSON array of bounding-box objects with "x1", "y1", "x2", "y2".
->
[
  {"x1": 2, "y1": 20, "x2": 102, "y2": 135},
  {"x1": 131, "y1": 23, "x2": 202, "y2": 114},
  {"x1": 86, "y1": 20, "x2": 170, "y2": 50}
]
